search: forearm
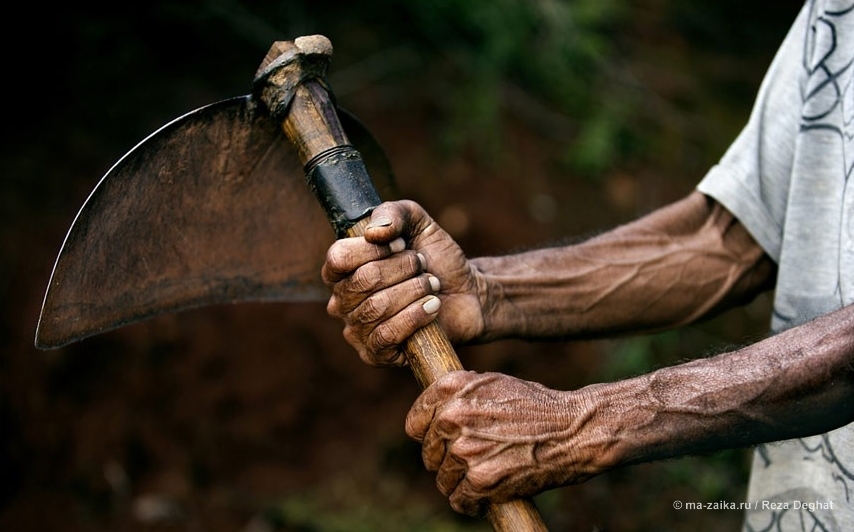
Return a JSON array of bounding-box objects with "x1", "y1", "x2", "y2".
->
[
  {"x1": 568, "y1": 304, "x2": 854, "y2": 477},
  {"x1": 471, "y1": 191, "x2": 776, "y2": 341},
  {"x1": 403, "y1": 306, "x2": 852, "y2": 508}
]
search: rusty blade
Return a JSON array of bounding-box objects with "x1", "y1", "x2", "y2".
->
[{"x1": 35, "y1": 95, "x2": 397, "y2": 349}]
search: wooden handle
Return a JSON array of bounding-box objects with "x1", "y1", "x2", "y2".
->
[
  {"x1": 257, "y1": 39, "x2": 549, "y2": 531},
  {"x1": 345, "y1": 221, "x2": 548, "y2": 532}
]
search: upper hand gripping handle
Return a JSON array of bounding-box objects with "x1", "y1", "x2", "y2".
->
[{"x1": 254, "y1": 36, "x2": 549, "y2": 532}]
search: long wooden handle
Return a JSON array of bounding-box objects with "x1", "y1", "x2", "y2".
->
[
  {"x1": 345, "y1": 223, "x2": 549, "y2": 532},
  {"x1": 258, "y1": 39, "x2": 549, "y2": 531}
]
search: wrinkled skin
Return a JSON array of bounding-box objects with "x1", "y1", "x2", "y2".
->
[
  {"x1": 322, "y1": 199, "x2": 483, "y2": 366},
  {"x1": 403, "y1": 371, "x2": 586, "y2": 516},
  {"x1": 321, "y1": 193, "x2": 854, "y2": 517}
]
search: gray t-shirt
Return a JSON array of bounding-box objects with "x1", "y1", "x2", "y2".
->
[{"x1": 697, "y1": 1, "x2": 854, "y2": 530}]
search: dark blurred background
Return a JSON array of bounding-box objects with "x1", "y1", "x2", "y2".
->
[{"x1": 2, "y1": 1, "x2": 804, "y2": 530}]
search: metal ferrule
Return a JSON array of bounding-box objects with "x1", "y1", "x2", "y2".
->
[{"x1": 305, "y1": 145, "x2": 381, "y2": 236}]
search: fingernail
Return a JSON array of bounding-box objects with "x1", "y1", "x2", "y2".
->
[
  {"x1": 416, "y1": 252, "x2": 427, "y2": 270},
  {"x1": 367, "y1": 216, "x2": 392, "y2": 229},
  {"x1": 389, "y1": 238, "x2": 406, "y2": 253},
  {"x1": 428, "y1": 275, "x2": 440, "y2": 292},
  {"x1": 422, "y1": 296, "x2": 441, "y2": 314}
]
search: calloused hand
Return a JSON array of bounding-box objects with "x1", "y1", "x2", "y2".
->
[
  {"x1": 322, "y1": 200, "x2": 484, "y2": 366},
  {"x1": 405, "y1": 370, "x2": 588, "y2": 517}
]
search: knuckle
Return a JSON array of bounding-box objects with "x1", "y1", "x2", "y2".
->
[
  {"x1": 434, "y1": 407, "x2": 464, "y2": 437},
  {"x1": 436, "y1": 370, "x2": 471, "y2": 395},
  {"x1": 355, "y1": 293, "x2": 391, "y2": 323},
  {"x1": 370, "y1": 322, "x2": 399, "y2": 352},
  {"x1": 324, "y1": 242, "x2": 351, "y2": 273},
  {"x1": 349, "y1": 262, "x2": 382, "y2": 293},
  {"x1": 326, "y1": 296, "x2": 343, "y2": 318},
  {"x1": 404, "y1": 416, "x2": 421, "y2": 441},
  {"x1": 439, "y1": 401, "x2": 464, "y2": 423},
  {"x1": 464, "y1": 468, "x2": 494, "y2": 492},
  {"x1": 347, "y1": 329, "x2": 397, "y2": 366},
  {"x1": 399, "y1": 305, "x2": 427, "y2": 332}
]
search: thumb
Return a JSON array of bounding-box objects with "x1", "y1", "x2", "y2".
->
[{"x1": 363, "y1": 200, "x2": 432, "y2": 245}]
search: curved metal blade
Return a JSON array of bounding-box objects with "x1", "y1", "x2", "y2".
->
[{"x1": 35, "y1": 95, "x2": 397, "y2": 349}]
